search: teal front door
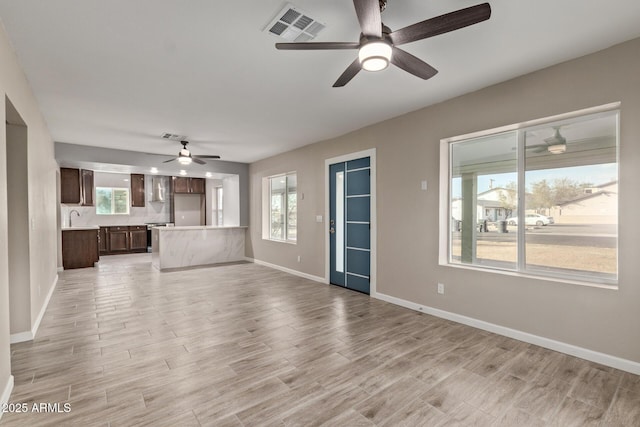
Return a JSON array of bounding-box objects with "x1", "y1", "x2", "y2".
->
[{"x1": 329, "y1": 157, "x2": 371, "y2": 294}]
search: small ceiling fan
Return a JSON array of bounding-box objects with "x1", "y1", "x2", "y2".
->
[
  {"x1": 163, "y1": 140, "x2": 221, "y2": 165},
  {"x1": 275, "y1": 0, "x2": 491, "y2": 87},
  {"x1": 526, "y1": 127, "x2": 568, "y2": 154}
]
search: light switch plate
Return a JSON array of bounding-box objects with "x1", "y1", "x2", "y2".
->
[
  {"x1": 316, "y1": 215, "x2": 323, "y2": 223},
  {"x1": 421, "y1": 180, "x2": 428, "y2": 191}
]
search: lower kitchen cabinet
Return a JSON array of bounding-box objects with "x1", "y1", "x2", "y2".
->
[
  {"x1": 107, "y1": 226, "x2": 129, "y2": 253},
  {"x1": 129, "y1": 226, "x2": 147, "y2": 252},
  {"x1": 98, "y1": 227, "x2": 108, "y2": 255},
  {"x1": 101, "y1": 225, "x2": 147, "y2": 254},
  {"x1": 62, "y1": 229, "x2": 99, "y2": 269}
]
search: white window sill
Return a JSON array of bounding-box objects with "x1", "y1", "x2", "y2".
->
[
  {"x1": 263, "y1": 238, "x2": 297, "y2": 245},
  {"x1": 439, "y1": 261, "x2": 618, "y2": 291}
]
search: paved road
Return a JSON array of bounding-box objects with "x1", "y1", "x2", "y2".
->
[{"x1": 468, "y1": 224, "x2": 617, "y2": 248}]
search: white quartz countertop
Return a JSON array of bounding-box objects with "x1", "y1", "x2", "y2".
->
[
  {"x1": 154, "y1": 226, "x2": 247, "y2": 231},
  {"x1": 62, "y1": 226, "x2": 100, "y2": 231}
]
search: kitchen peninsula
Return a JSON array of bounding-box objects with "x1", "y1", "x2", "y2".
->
[{"x1": 151, "y1": 226, "x2": 247, "y2": 271}]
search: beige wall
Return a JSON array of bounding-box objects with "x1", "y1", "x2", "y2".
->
[
  {"x1": 0, "y1": 23, "x2": 58, "y2": 398},
  {"x1": 248, "y1": 37, "x2": 640, "y2": 364}
]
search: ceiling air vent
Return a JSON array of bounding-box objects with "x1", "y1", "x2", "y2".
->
[
  {"x1": 265, "y1": 3, "x2": 326, "y2": 42},
  {"x1": 161, "y1": 133, "x2": 187, "y2": 141}
]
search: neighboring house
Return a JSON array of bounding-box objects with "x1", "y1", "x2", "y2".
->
[
  {"x1": 550, "y1": 181, "x2": 618, "y2": 224},
  {"x1": 451, "y1": 187, "x2": 515, "y2": 222}
]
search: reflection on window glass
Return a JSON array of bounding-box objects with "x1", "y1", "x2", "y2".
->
[
  {"x1": 269, "y1": 173, "x2": 297, "y2": 242},
  {"x1": 447, "y1": 109, "x2": 618, "y2": 284},
  {"x1": 524, "y1": 114, "x2": 618, "y2": 280},
  {"x1": 96, "y1": 187, "x2": 130, "y2": 215}
]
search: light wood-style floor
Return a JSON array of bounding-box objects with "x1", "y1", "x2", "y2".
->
[{"x1": 1, "y1": 254, "x2": 639, "y2": 426}]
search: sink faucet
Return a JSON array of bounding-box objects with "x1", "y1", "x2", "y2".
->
[{"x1": 69, "y1": 209, "x2": 80, "y2": 227}]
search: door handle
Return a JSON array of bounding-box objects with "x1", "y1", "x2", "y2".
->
[
  {"x1": 330, "y1": 219, "x2": 335, "y2": 226},
  {"x1": 329, "y1": 227, "x2": 335, "y2": 234}
]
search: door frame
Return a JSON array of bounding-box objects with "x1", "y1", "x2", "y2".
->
[{"x1": 324, "y1": 148, "x2": 376, "y2": 296}]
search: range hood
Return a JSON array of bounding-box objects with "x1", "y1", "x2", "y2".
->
[{"x1": 150, "y1": 176, "x2": 168, "y2": 202}]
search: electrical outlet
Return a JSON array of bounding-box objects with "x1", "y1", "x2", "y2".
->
[{"x1": 437, "y1": 283, "x2": 445, "y2": 295}]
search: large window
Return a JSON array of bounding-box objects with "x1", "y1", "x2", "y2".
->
[
  {"x1": 96, "y1": 187, "x2": 130, "y2": 215},
  {"x1": 264, "y1": 173, "x2": 297, "y2": 242},
  {"x1": 442, "y1": 105, "x2": 619, "y2": 285}
]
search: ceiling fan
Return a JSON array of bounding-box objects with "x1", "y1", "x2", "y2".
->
[
  {"x1": 162, "y1": 140, "x2": 221, "y2": 165},
  {"x1": 275, "y1": 0, "x2": 491, "y2": 87},
  {"x1": 526, "y1": 127, "x2": 568, "y2": 154}
]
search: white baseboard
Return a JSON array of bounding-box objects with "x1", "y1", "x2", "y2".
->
[
  {"x1": 0, "y1": 375, "x2": 14, "y2": 420},
  {"x1": 32, "y1": 274, "x2": 58, "y2": 338},
  {"x1": 57, "y1": 266, "x2": 64, "y2": 273},
  {"x1": 10, "y1": 274, "x2": 58, "y2": 344},
  {"x1": 9, "y1": 331, "x2": 32, "y2": 344},
  {"x1": 373, "y1": 291, "x2": 640, "y2": 376},
  {"x1": 246, "y1": 257, "x2": 326, "y2": 284}
]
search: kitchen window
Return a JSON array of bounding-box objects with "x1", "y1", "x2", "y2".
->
[
  {"x1": 440, "y1": 104, "x2": 619, "y2": 286},
  {"x1": 96, "y1": 187, "x2": 130, "y2": 215},
  {"x1": 263, "y1": 173, "x2": 297, "y2": 242}
]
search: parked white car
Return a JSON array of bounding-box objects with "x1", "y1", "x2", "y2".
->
[{"x1": 506, "y1": 213, "x2": 554, "y2": 226}]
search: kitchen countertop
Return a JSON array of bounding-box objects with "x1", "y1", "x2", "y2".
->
[
  {"x1": 62, "y1": 226, "x2": 100, "y2": 231},
  {"x1": 153, "y1": 226, "x2": 247, "y2": 231}
]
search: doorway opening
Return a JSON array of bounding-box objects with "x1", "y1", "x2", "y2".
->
[{"x1": 5, "y1": 96, "x2": 32, "y2": 342}]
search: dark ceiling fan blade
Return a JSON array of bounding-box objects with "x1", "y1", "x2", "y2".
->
[
  {"x1": 198, "y1": 155, "x2": 221, "y2": 159},
  {"x1": 391, "y1": 47, "x2": 438, "y2": 80},
  {"x1": 333, "y1": 58, "x2": 362, "y2": 87},
  {"x1": 389, "y1": 3, "x2": 491, "y2": 46},
  {"x1": 192, "y1": 157, "x2": 206, "y2": 165},
  {"x1": 162, "y1": 158, "x2": 177, "y2": 163},
  {"x1": 276, "y1": 42, "x2": 360, "y2": 50},
  {"x1": 353, "y1": 0, "x2": 382, "y2": 38}
]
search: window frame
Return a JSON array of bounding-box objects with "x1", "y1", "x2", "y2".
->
[
  {"x1": 95, "y1": 186, "x2": 130, "y2": 215},
  {"x1": 262, "y1": 172, "x2": 297, "y2": 244},
  {"x1": 439, "y1": 103, "x2": 620, "y2": 289}
]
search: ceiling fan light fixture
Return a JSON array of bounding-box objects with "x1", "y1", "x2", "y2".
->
[
  {"x1": 178, "y1": 155, "x2": 192, "y2": 165},
  {"x1": 359, "y1": 41, "x2": 392, "y2": 72},
  {"x1": 548, "y1": 144, "x2": 567, "y2": 154}
]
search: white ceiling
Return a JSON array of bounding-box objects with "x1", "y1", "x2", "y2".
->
[{"x1": 0, "y1": 0, "x2": 639, "y2": 164}]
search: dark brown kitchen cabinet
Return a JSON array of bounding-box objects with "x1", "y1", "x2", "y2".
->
[
  {"x1": 107, "y1": 226, "x2": 129, "y2": 253},
  {"x1": 129, "y1": 226, "x2": 147, "y2": 252},
  {"x1": 172, "y1": 176, "x2": 205, "y2": 194},
  {"x1": 172, "y1": 176, "x2": 190, "y2": 193},
  {"x1": 98, "y1": 227, "x2": 108, "y2": 255},
  {"x1": 60, "y1": 168, "x2": 81, "y2": 204},
  {"x1": 130, "y1": 174, "x2": 145, "y2": 207},
  {"x1": 190, "y1": 178, "x2": 205, "y2": 194},
  {"x1": 62, "y1": 229, "x2": 99, "y2": 269},
  {"x1": 80, "y1": 169, "x2": 94, "y2": 206},
  {"x1": 60, "y1": 167, "x2": 94, "y2": 205},
  {"x1": 100, "y1": 225, "x2": 147, "y2": 254}
]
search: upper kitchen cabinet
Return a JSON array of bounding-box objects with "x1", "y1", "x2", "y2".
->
[
  {"x1": 172, "y1": 176, "x2": 205, "y2": 194},
  {"x1": 172, "y1": 176, "x2": 190, "y2": 194},
  {"x1": 190, "y1": 178, "x2": 205, "y2": 194},
  {"x1": 130, "y1": 174, "x2": 145, "y2": 207},
  {"x1": 61, "y1": 167, "x2": 81, "y2": 204},
  {"x1": 61, "y1": 167, "x2": 94, "y2": 205},
  {"x1": 80, "y1": 169, "x2": 94, "y2": 206}
]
